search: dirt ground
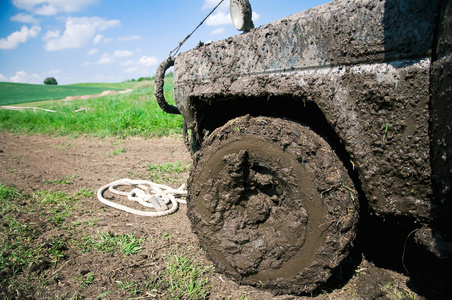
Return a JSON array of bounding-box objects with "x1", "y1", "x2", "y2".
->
[{"x1": 0, "y1": 131, "x2": 442, "y2": 299}]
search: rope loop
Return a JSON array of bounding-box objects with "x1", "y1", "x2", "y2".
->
[{"x1": 97, "y1": 179, "x2": 187, "y2": 217}]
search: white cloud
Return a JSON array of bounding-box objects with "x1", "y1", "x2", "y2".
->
[
  {"x1": 90, "y1": 73, "x2": 105, "y2": 82},
  {"x1": 121, "y1": 56, "x2": 158, "y2": 75},
  {"x1": 1, "y1": 70, "x2": 61, "y2": 84},
  {"x1": 118, "y1": 35, "x2": 141, "y2": 42},
  {"x1": 43, "y1": 29, "x2": 60, "y2": 40},
  {"x1": 202, "y1": 0, "x2": 229, "y2": 10},
  {"x1": 124, "y1": 67, "x2": 137, "y2": 73},
  {"x1": 10, "y1": 13, "x2": 39, "y2": 24},
  {"x1": 34, "y1": 4, "x2": 58, "y2": 16},
  {"x1": 0, "y1": 25, "x2": 41, "y2": 50},
  {"x1": 92, "y1": 34, "x2": 113, "y2": 45},
  {"x1": 12, "y1": 0, "x2": 99, "y2": 16},
  {"x1": 253, "y1": 11, "x2": 260, "y2": 22},
  {"x1": 10, "y1": 70, "x2": 28, "y2": 82},
  {"x1": 96, "y1": 50, "x2": 134, "y2": 64},
  {"x1": 207, "y1": 11, "x2": 231, "y2": 26},
  {"x1": 88, "y1": 48, "x2": 98, "y2": 55},
  {"x1": 137, "y1": 56, "x2": 158, "y2": 67},
  {"x1": 44, "y1": 17, "x2": 120, "y2": 51},
  {"x1": 42, "y1": 69, "x2": 60, "y2": 76},
  {"x1": 98, "y1": 53, "x2": 114, "y2": 64},
  {"x1": 120, "y1": 60, "x2": 135, "y2": 67},
  {"x1": 113, "y1": 50, "x2": 133, "y2": 58},
  {"x1": 0, "y1": 70, "x2": 62, "y2": 83},
  {"x1": 9, "y1": 70, "x2": 41, "y2": 84},
  {"x1": 211, "y1": 27, "x2": 226, "y2": 35},
  {"x1": 92, "y1": 34, "x2": 103, "y2": 44},
  {"x1": 102, "y1": 37, "x2": 113, "y2": 45}
]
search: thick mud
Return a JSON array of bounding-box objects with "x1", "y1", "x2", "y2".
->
[{"x1": 187, "y1": 116, "x2": 359, "y2": 294}]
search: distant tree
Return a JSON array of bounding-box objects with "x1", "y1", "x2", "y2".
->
[
  {"x1": 138, "y1": 76, "x2": 153, "y2": 82},
  {"x1": 44, "y1": 77, "x2": 58, "y2": 85}
]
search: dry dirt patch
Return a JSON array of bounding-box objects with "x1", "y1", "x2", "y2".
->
[{"x1": 0, "y1": 132, "x2": 428, "y2": 299}]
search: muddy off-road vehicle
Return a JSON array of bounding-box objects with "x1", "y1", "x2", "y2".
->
[{"x1": 154, "y1": 0, "x2": 451, "y2": 295}]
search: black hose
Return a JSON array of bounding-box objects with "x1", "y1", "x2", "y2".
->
[{"x1": 154, "y1": 57, "x2": 180, "y2": 114}]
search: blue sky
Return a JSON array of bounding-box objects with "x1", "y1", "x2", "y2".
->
[{"x1": 0, "y1": 0, "x2": 328, "y2": 85}]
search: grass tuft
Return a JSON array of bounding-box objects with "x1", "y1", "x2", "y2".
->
[
  {"x1": 146, "y1": 161, "x2": 191, "y2": 185},
  {"x1": 76, "y1": 231, "x2": 145, "y2": 255},
  {"x1": 161, "y1": 249, "x2": 213, "y2": 299}
]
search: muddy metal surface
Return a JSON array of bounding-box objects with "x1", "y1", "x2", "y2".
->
[
  {"x1": 174, "y1": 0, "x2": 439, "y2": 220},
  {"x1": 170, "y1": 0, "x2": 452, "y2": 296}
]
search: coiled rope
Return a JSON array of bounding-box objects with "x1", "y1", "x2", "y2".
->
[{"x1": 97, "y1": 179, "x2": 187, "y2": 217}]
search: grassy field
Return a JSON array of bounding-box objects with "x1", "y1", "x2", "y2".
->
[
  {"x1": 0, "y1": 77, "x2": 182, "y2": 138},
  {"x1": 0, "y1": 82, "x2": 140, "y2": 106},
  {"x1": 0, "y1": 179, "x2": 212, "y2": 299}
]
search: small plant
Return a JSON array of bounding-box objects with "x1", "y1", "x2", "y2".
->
[
  {"x1": 0, "y1": 185, "x2": 42, "y2": 285},
  {"x1": 35, "y1": 190, "x2": 72, "y2": 205},
  {"x1": 382, "y1": 122, "x2": 389, "y2": 142},
  {"x1": 161, "y1": 250, "x2": 213, "y2": 299},
  {"x1": 162, "y1": 231, "x2": 172, "y2": 239},
  {"x1": 384, "y1": 282, "x2": 418, "y2": 299},
  {"x1": 117, "y1": 278, "x2": 141, "y2": 295},
  {"x1": 55, "y1": 143, "x2": 73, "y2": 150},
  {"x1": 119, "y1": 234, "x2": 144, "y2": 255},
  {"x1": 74, "y1": 188, "x2": 95, "y2": 198},
  {"x1": 94, "y1": 232, "x2": 118, "y2": 253},
  {"x1": 79, "y1": 272, "x2": 95, "y2": 287},
  {"x1": 78, "y1": 232, "x2": 145, "y2": 255},
  {"x1": 50, "y1": 208, "x2": 70, "y2": 224},
  {"x1": 146, "y1": 161, "x2": 190, "y2": 185},
  {"x1": 95, "y1": 291, "x2": 115, "y2": 299},
  {"x1": 45, "y1": 174, "x2": 79, "y2": 185},
  {"x1": 0, "y1": 183, "x2": 21, "y2": 202},
  {"x1": 46, "y1": 239, "x2": 67, "y2": 264},
  {"x1": 33, "y1": 188, "x2": 92, "y2": 226},
  {"x1": 108, "y1": 147, "x2": 127, "y2": 156}
]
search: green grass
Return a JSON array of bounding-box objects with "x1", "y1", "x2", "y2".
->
[
  {"x1": 108, "y1": 146, "x2": 127, "y2": 156},
  {"x1": 45, "y1": 174, "x2": 79, "y2": 185},
  {"x1": 160, "y1": 249, "x2": 213, "y2": 299},
  {"x1": 75, "y1": 231, "x2": 145, "y2": 256},
  {"x1": 0, "y1": 79, "x2": 183, "y2": 138},
  {"x1": 1, "y1": 183, "x2": 214, "y2": 299},
  {"x1": 0, "y1": 82, "x2": 134, "y2": 106},
  {"x1": 0, "y1": 185, "x2": 93, "y2": 286},
  {"x1": 145, "y1": 161, "x2": 191, "y2": 185},
  {"x1": 34, "y1": 188, "x2": 94, "y2": 225},
  {"x1": 0, "y1": 185, "x2": 41, "y2": 278}
]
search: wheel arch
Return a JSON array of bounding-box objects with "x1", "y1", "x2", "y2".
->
[{"x1": 188, "y1": 93, "x2": 366, "y2": 205}]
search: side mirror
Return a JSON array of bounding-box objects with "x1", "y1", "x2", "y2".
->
[{"x1": 230, "y1": 0, "x2": 254, "y2": 31}]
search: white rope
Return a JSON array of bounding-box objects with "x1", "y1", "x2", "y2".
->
[{"x1": 97, "y1": 178, "x2": 187, "y2": 217}]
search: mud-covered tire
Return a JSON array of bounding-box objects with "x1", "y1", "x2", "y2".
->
[{"x1": 187, "y1": 116, "x2": 359, "y2": 294}]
